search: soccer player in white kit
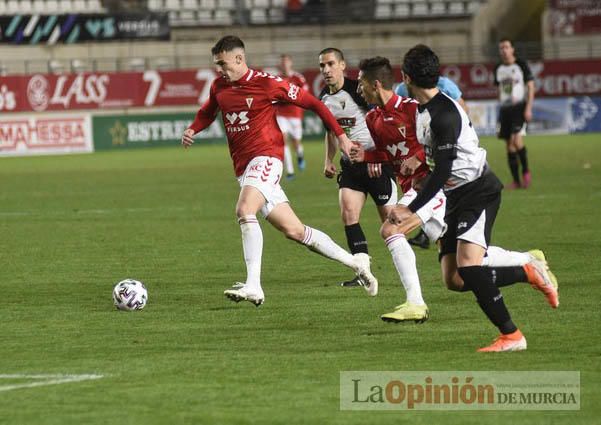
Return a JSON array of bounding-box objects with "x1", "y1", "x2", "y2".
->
[{"x1": 393, "y1": 45, "x2": 558, "y2": 351}]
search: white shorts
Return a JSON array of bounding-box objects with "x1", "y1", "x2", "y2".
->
[
  {"x1": 399, "y1": 188, "x2": 447, "y2": 242},
  {"x1": 237, "y1": 156, "x2": 289, "y2": 218},
  {"x1": 276, "y1": 116, "x2": 303, "y2": 141}
]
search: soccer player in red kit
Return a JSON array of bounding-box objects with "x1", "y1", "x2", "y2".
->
[
  {"x1": 181, "y1": 36, "x2": 378, "y2": 306},
  {"x1": 353, "y1": 56, "x2": 555, "y2": 326},
  {"x1": 353, "y1": 57, "x2": 446, "y2": 323},
  {"x1": 276, "y1": 54, "x2": 309, "y2": 178}
]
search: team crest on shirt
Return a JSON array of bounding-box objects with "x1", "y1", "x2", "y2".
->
[
  {"x1": 397, "y1": 125, "x2": 406, "y2": 138},
  {"x1": 246, "y1": 97, "x2": 254, "y2": 108}
]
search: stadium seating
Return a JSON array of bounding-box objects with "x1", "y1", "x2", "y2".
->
[
  {"x1": 0, "y1": 0, "x2": 105, "y2": 14},
  {"x1": 373, "y1": 0, "x2": 485, "y2": 20},
  {"x1": 146, "y1": 0, "x2": 291, "y2": 26},
  {"x1": 0, "y1": 0, "x2": 486, "y2": 26}
]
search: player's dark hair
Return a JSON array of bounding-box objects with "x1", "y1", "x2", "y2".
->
[
  {"x1": 358, "y1": 56, "x2": 394, "y2": 90},
  {"x1": 402, "y1": 44, "x2": 439, "y2": 89},
  {"x1": 211, "y1": 35, "x2": 245, "y2": 55},
  {"x1": 318, "y1": 47, "x2": 344, "y2": 62},
  {"x1": 499, "y1": 37, "x2": 514, "y2": 46}
]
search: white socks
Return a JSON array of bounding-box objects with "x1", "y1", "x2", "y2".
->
[
  {"x1": 301, "y1": 226, "x2": 355, "y2": 268},
  {"x1": 385, "y1": 234, "x2": 425, "y2": 305},
  {"x1": 238, "y1": 220, "x2": 357, "y2": 290},
  {"x1": 482, "y1": 246, "x2": 531, "y2": 267},
  {"x1": 239, "y1": 215, "x2": 262, "y2": 290},
  {"x1": 284, "y1": 145, "x2": 294, "y2": 175}
]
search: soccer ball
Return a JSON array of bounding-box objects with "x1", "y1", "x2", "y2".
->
[{"x1": 112, "y1": 279, "x2": 148, "y2": 311}]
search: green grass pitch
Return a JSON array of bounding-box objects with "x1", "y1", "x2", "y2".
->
[{"x1": 0, "y1": 134, "x2": 599, "y2": 424}]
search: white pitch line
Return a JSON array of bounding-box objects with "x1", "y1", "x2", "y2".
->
[{"x1": 0, "y1": 374, "x2": 105, "y2": 392}]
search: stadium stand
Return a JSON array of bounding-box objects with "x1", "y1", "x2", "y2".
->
[
  {"x1": 0, "y1": 0, "x2": 106, "y2": 13},
  {"x1": 0, "y1": 0, "x2": 599, "y2": 75}
]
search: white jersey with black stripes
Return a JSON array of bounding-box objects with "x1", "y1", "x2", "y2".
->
[
  {"x1": 416, "y1": 91, "x2": 487, "y2": 191},
  {"x1": 319, "y1": 78, "x2": 376, "y2": 153}
]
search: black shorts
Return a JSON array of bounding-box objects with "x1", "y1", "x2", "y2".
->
[
  {"x1": 498, "y1": 102, "x2": 526, "y2": 140},
  {"x1": 337, "y1": 158, "x2": 397, "y2": 206},
  {"x1": 439, "y1": 168, "x2": 503, "y2": 259}
]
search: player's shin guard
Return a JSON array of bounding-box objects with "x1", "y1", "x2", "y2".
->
[
  {"x1": 458, "y1": 266, "x2": 517, "y2": 335},
  {"x1": 507, "y1": 152, "x2": 520, "y2": 184},
  {"x1": 345, "y1": 223, "x2": 368, "y2": 254},
  {"x1": 239, "y1": 215, "x2": 263, "y2": 290},
  {"x1": 301, "y1": 225, "x2": 354, "y2": 267},
  {"x1": 517, "y1": 147, "x2": 529, "y2": 173},
  {"x1": 482, "y1": 246, "x2": 531, "y2": 267},
  {"x1": 385, "y1": 234, "x2": 425, "y2": 305}
]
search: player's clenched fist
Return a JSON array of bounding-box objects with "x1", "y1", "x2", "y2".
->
[
  {"x1": 324, "y1": 161, "x2": 337, "y2": 178},
  {"x1": 181, "y1": 128, "x2": 195, "y2": 148}
]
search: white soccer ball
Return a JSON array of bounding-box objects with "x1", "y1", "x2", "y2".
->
[{"x1": 112, "y1": 279, "x2": 148, "y2": 311}]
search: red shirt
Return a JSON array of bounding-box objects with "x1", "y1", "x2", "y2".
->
[
  {"x1": 189, "y1": 69, "x2": 344, "y2": 176},
  {"x1": 365, "y1": 94, "x2": 429, "y2": 193},
  {"x1": 275, "y1": 72, "x2": 309, "y2": 119}
]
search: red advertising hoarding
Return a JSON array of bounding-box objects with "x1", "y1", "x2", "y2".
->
[
  {"x1": 0, "y1": 113, "x2": 93, "y2": 156},
  {"x1": 0, "y1": 69, "x2": 216, "y2": 113},
  {"x1": 0, "y1": 59, "x2": 598, "y2": 113},
  {"x1": 548, "y1": 0, "x2": 601, "y2": 36},
  {"x1": 440, "y1": 59, "x2": 601, "y2": 99},
  {"x1": 303, "y1": 59, "x2": 601, "y2": 100}
]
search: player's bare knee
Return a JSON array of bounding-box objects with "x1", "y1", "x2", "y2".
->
[
  {"x1": 235, "y1": 204, "x2": 251, "y2": 218},
  {"x1": 380, "y1": 222, "x2": 404, "y2": 240},
  {"x1": 341, "y1": 210, "x2": 360, "y2": 226},
  {"x1": 282, "y1": 224, "x2": 305, "y2": 242}
]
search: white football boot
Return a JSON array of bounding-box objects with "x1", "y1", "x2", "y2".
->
[
  {"x1": 224, "y1": 284, "x2": 265, "y2": 307},
  {"x1": 351, "y1": 253, "x2": 378, "y2": 296}
]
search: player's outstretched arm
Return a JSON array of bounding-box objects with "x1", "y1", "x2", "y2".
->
[
  {"x1": 324, "y1": 131, "x2": 338, "y2": 178},
  {"x1": 182, "y1": 86, "x2": 219, "y2": 148}
]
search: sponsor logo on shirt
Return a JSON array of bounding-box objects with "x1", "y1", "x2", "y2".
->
[
  {"x1": 288, "y1": 84, "x2": 300, "y2": 100},
  {"x1": 337, "y1": 117, "x2": 356, "y2": 127},
  {"x1": 225, "y1": 111, "x2": 250, "y2": 133},
  {"x1": 386, "y1": 141, "x2": 409, "y2": 157}
]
